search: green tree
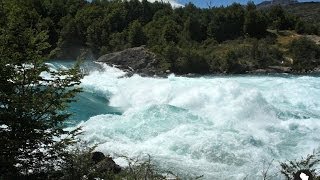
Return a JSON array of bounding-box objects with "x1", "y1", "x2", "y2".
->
[
  {"x1": 207, "y1": 3, "x2": 245, "y2": 42},
  {"x1": 183, "y1": 17, "x2": 204, "y2": 42},
  {"x1": 268, "y1": 5, "x2": 286, "y2": 31},
  {"x1": 243, "y1": 2, "x2": 267, "y2": 37},
  {"x1": 128, "y1": 20, "x2": 147, "y2": 47},
  {"x1": 295, "y1": 20, "x2": 306, "y2": 34},
  {"x1": 162, "y1": 20, "x2": 180, "y2": 44},
  {"x1": 290, "y1": 37, "x2": 320, "y2": 70},
  {"x1": 86, "y1": 19, "x2": 110, "y2": 56},
  {"x1": 141, "y1": 0, "x2": 153, "y2": 23},
  {"x1": 0, "y1": 1, "x2": 82, "y2": 178}
]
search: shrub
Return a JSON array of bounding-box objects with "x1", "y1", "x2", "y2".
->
[
  {"x1": 280, "y1": 151, "x2": 320, "y2": 180},
  {"x1": 289, "y1": 37, "x2": 320, "y2": 70},
  {"x1": 56, "y1": 144, "x2": 167, "y2": 180}
]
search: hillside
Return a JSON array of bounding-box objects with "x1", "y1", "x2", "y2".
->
[
  {"x1": 285, "y1": 2, "x2": 320, "y2": 24},
  {"x1": 1, "y1": 0, "x2": 320, "y2": 75},
  {"x1": 258, "y1": 2, "x2": 320, "y2": 24}
]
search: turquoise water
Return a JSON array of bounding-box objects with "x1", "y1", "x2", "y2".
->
[{"x1": 50, "y1": 61, "x2": 320, "y2": 179}]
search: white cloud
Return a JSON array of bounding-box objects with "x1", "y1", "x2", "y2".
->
[
  {"x1": 145, "y1": 0, "x2": 183, "y2": 7},
  {"x1": 87, "y1": 0, "x2": 184, "y2": 8}
]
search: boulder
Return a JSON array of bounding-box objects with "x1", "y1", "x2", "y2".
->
[
  {"x1": 268, "y1": 66, "x2": 292, "y2": 73},
  {"x1": 248, "y1": 66, "x2": 292, "y2": 74},
  {"x1": 95, "y1": 156, "x2": 122, "y2": 174},
  {"x1": 91, "y1": 151, "x2": 105, "y2": 164},
  {"x1": 97, "y1": 46, "x2": 161, "y2": 76},
  {"x1": 91, "y1": 151, "x2": 122, "y2": 174},
  {"x1": 313, "y1": 67, "x2": 320, "y2": 73}
]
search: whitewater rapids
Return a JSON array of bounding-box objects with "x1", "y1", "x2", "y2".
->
[{"x1": 63, "y1": 62, "x2": 320, "y2": 179}]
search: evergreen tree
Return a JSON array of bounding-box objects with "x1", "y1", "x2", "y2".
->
[
  {"x1": 243, "y1": 2, "x2": 267, "y2": 37},
  {"x1": 0, "y1": 0, "x2": 82, "y2": 178},
  {"x1": 162, "y1": 20, "x2": 180, "y2": 44},
  {"x1": 128, "y1": 20, "x2": 147, "y2": 47},
  {"x1": 269, "y1": 5, "x2": 286, "y2": 31}
]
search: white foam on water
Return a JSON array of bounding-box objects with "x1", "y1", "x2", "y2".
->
[{"x1": 78, "y1": 65, "x2": 320, "y2": 179}]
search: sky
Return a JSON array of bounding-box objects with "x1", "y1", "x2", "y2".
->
[{"x1": 163, "y1": 0, "x2": 320, "y2": 7}]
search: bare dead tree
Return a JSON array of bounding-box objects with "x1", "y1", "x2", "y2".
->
[{"x1": 204, "y1": 0, "x2": 213, "y2": 8}]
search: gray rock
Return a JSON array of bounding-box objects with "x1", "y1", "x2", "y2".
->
[
  {"x1": 97, "y1": 46, "x2": 161, "y2": 76},
  {"x1": 91, "y1": 152, "x2": 122, "y2": 174},
  {"x1": 91, "y1": 151, "x2": 105, "y2": 164},
  {"x1": 251, "y1": 69, "x2": 268, "y2": 73},
  {"x1": 313, "y1": 67, "x2": 320, "y2": 73},
  {"x1": 248, "y1": 66, "x2": 292, "y2": 74},
  {"x1": 268, "y1": 66, "x2": 292, "y2": 73},
  {"x1": 95, "y1": 156, "x2": 122, "y2": 174}
]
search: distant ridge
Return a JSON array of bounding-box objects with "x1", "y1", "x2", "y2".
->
[
  {"x1": 258, "y1": 0, "x2": 299, "y2": 7},
  {"x1": 271, "y1": 0, "x2": 298, "y2": 5},
  {"x1": 257, "y1": 1, "x2": 320, "y2": 24},
  {"x1": 285, "y1": 2, "x2": 320, "y2": 23}
]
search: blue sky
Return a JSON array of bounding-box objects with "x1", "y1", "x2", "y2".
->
[{"x1": 174, "y1": 0, "x2": 320, "y2": 7}]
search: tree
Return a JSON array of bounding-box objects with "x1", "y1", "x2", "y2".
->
[
  {"x1": 141, "y1": 0, "x2": 153, "y2": 24},
  {"x1": 268, "y1": 5, "x2": 286, "y2": 31},
  {"x1": 243, "y1": 2, "x2": 267, "y2": 37},
  {"x1": 162, "y1": 20, "x2": 180, "y2": 44},
  {"x1": 207, "y1": 3, "x2": 245, "y2": 42},
  {"x1": 86, "y1": 19, "x2": 110, "y2": 56},
  {"x1": 290, "y1": 37, "x2": 320, "y2": 70},
  {"x1": 295, "y1": 20, "x2": 306, "y2": 34},
  {"x1": 176, "y1": 50, "x2": 210, "y2": 74},
  {"x1": 183, "y1": 17, "x2": 204, "y2": 42},
  {"x1": 0, "y1": 0, "x2": 82, "y2": 178},
  {"x1": 128, "y1": 20, "x2": 147, "y2": 47},
  {"x1": 124, "y1": 0, "x2": 143, "y2": 23}
]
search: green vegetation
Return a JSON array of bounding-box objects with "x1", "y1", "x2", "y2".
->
[
  {"x1": 0, "y1": 0, "x2": 82, "y2": 178},
  {"x1": 290, "y1": 37, "x2": 320, "y2": 71},
  {"x1": 58, "y1": 146, "x2": 169, "y2": 180},
  {"x1": 286, "y1": 2, "x2": 320, "y2": 33},
  {"x1": 0, "y1": 0, "x2": 318, "y2": 74}
]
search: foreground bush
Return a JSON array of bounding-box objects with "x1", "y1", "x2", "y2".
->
[
  {"x1": 55, "y1": 145, "x2": 168, "y2": 180},
  {"x1": 280, "y1": 151, "x2": 320, "y2": 180}
]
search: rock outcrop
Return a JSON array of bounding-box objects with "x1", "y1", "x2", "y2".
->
[
  {"x1": 248, "y1": 66, "x2": 292, "y2": 74},
  {"x1": 97, "y1": 46, "x2": 320, "y2": 76},
  {"x1": 91, "y1": 151, "x2": 106, "y2": 164},
  {"x1": 91, "y1": 151, "x2": 121, "y2": 174},
  {"x1": 97, "y1": 46, "x2": 163, "y2": 76}
]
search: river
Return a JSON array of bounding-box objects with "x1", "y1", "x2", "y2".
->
[{"x1": 49, "y1": 60, "x2": 320, "y2": 179}]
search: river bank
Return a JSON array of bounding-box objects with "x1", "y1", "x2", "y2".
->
[{"x1": 95, "y1": 46, "x2": 320, "y2": 78}]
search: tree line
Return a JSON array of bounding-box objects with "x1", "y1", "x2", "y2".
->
[{"x1": 1, "y1": 0, "x2": 319, "y2": 73}]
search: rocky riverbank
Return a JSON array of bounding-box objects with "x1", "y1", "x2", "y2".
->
[
  {"x1": 97, "y1": 46, "x2": 168, "y2": 77},
  {"x1": 97, "y1": 46, "x2": 320, "y2": 77}
]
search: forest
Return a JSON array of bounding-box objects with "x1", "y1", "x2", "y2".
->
[{"x1": 1, "y1": 0, "x2": 320, "y2": 74}]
